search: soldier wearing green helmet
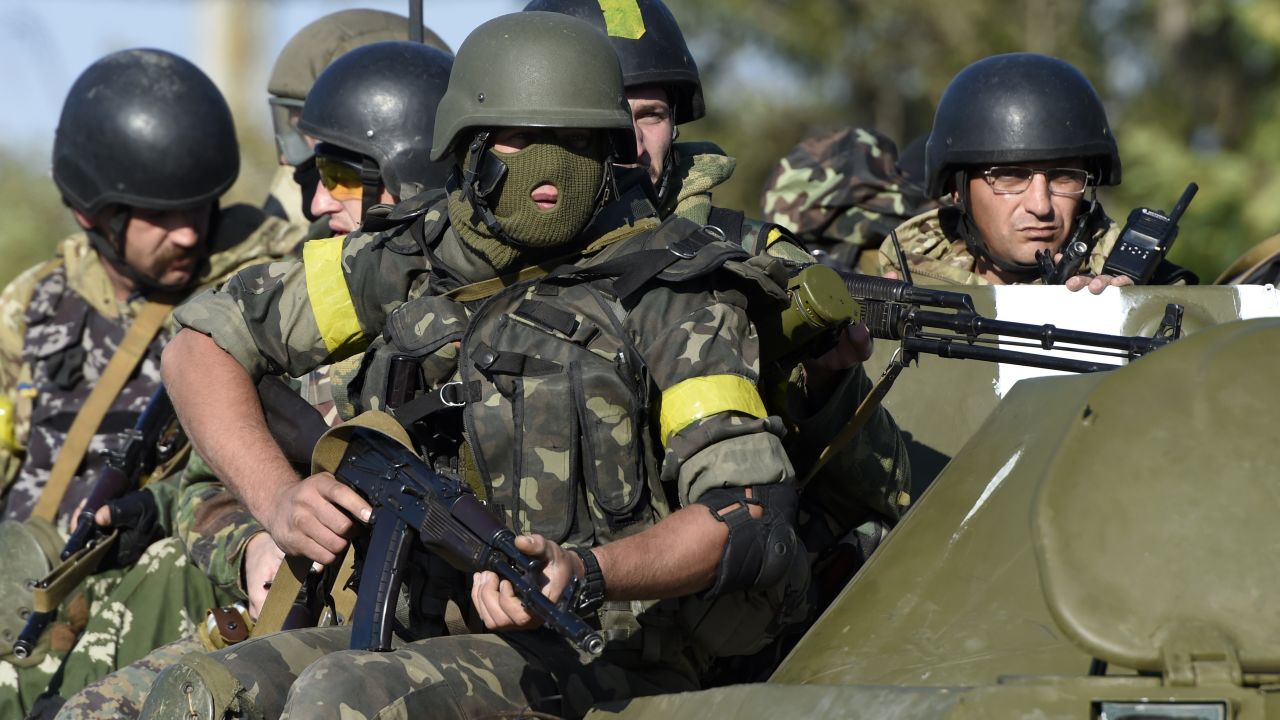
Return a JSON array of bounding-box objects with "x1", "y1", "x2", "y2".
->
[{"x1": 141, "y1": 12, "x2": 808, "y2": 719}]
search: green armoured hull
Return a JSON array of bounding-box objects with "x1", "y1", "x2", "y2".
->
[{"x1": 590, "y1": 286, "x2": 1280, "y2": 719}]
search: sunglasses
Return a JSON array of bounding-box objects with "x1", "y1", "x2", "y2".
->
[{"x1": 315, "y1": 155, "x2": 365, "y2": 202}]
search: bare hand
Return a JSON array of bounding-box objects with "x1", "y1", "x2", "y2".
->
[
  {"x1": 470, "y1": 534, "x2": 582, "y2": 632},
  {"x1": 1065, "y1": 273, "x2": 1134, "y2": 294},
  {"x1": 243, "y1": 532, "x2": 285, "y2": 619},
  {"x1": 264, "y1": 472, "x2": 371, "y2": 565}
]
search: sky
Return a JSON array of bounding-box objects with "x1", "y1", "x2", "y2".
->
[{"x1": 0, "y1": 0, "x2": 522, "y2": 158}]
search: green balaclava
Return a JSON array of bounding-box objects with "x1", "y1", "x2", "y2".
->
[{"x1": 450, "y1": 132, "x2": 608, "y2": 272}]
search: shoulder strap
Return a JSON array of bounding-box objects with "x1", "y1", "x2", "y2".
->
[
  {"x1": 30, "y1": 297, "x2": 175, "y2": 522},
  {"x1": 707, "y1": 206, "x2": 746, "y2": 247}
]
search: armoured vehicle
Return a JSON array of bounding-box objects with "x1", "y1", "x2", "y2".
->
[{"x1": 588, "y1": 284, "x2": 1280, "y2": 720}]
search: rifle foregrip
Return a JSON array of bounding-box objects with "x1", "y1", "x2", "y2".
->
[{"x1": 490, "y1": 561, "x2": 604, "y2": 656}]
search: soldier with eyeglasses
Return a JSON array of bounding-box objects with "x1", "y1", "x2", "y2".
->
[{"x1": 878, "y1": 53, "x2": 1193, "y2": 292}]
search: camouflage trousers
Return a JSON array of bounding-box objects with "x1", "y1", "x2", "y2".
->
[
  {"x1": 0, "y1": 537, "x2": 223, "y2": 717},
  {"x1": 56, "y1": 635, "x2": 202, "y2": 720},
  {"x1": 139, "y1": 625, "x2": 699, "y2": 720}
]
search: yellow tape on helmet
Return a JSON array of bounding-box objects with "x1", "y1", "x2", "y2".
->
[
  {"x1": 599, "y1": 0, "x2": 646, "y2": 39},
  {"x1": 303, "y1": 237, "x2": 365, "y2": 354},
  {"x1": 660, "y1": 374, "x2": 766, "y2": 446}
]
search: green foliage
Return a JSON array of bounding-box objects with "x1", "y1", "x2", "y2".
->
[
  {"x1": 0, "y1": 149, "x2": 76, "y2": 290},
  {"x1": 669, "y1": 0, "x2": 1280, "y2": 282}
]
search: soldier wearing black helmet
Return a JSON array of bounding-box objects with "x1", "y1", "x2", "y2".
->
[
  {"x1": 0, "y1": 49, "x2": 301, "y2": 716},
  {"x1": 878, "y1": 53, "x2": 1193, "y2": 292},
  {"x1": 300, "y1": 40, "x2": 453, "y2": 235},
  {"x1": 146, "y1": 11, "x2": 806, "y2": 719},
  {"x1": 263, "y1": 8, "x2": 449, "y2": 226}
]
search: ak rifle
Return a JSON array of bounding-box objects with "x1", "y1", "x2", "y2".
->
[
  {"x1": 331, "y1": 427, "x2": 605, "y2": 656},
  {"x1": 13, "y1": 386, "x2": 183, "y2": 660}
]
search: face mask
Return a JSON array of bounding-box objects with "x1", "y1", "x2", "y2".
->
[{"x1": 451, "y1": 134, "x2": 607, "y2": 271}]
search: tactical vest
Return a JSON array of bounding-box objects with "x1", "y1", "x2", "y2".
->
[{"x1": 350, "y1": 208, "x2": 801, "y2": 660}]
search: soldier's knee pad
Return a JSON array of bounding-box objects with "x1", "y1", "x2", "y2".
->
[{"x1": 138, "y1": 653, "x2": 256, "y2": 720}]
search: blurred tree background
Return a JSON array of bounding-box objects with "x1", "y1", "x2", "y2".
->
[
  {"x1": 669, "y1": 0, "x2": 1280, "y2": 281},
  {"x1": 3, "y1": 0, "x2": 1280, "y2": 287}
]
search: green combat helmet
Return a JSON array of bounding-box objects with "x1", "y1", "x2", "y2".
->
[
  {"x1": 267, "y1": 8, "x2": 449, "y2": 167},
  {"x1": 431, "y1": 11, "x2": 636, "y2": 261}
]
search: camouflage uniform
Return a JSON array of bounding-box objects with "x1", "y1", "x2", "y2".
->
[
  {"x1": 761, "y1": 127, "x2": 939, "y2": 274},
  {"x1": 0, "y1": 210, "x2": 303, "y2": 716},
  {"x1": 137, "y1": 178, "x2": 803, "y2": 719},
  {"x1": 877, "y1": 206, "x2": 1121, "y2": 285}
]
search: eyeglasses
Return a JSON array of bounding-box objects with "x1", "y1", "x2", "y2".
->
[
  {"x1": 315, "y1": 155, "x2": 365, "y2": 202},
  {"x1": 980, "y1": 166, "x2": 1093, "y2": 197}
]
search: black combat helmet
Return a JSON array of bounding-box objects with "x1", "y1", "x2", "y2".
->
[
  {"x1": 52, "y1": 48, "x2": 239, "y2": 216},
  {"x1": 925, "y1": 53, "x2": 1121, "y2": 199},
  {"x1": 522, "y1": 0, "x2": 704, "y2": 124},
  {"x1": 298, "y1": 40, "x2": 454, "y2": 214},
  {"x1": 268, "y1": 9, "x2": 451, "y2": 167}
]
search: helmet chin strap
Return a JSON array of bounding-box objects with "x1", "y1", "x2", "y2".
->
[
  {"x1": 955, "y1": 169, "x2": 1062, "y2": 277},
  {"x1": 86, "y1": 204, "x2": 207, "y2": 296}
]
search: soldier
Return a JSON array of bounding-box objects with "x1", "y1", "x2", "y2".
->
[
  {"x1": 761, "y1": 127, "x2": 940, "y2": 274},
  {"x1": 878, "y1": 52, "x2": 1196, "y2": 292},
  {"x1": 53, "y1": 39, "x2": 456, "y2": 720},
  {"x1": 263, "y1": 8, "x2": 449, "y2": 227},
  {"x1": 0, "y1": 49, "x2": 302, "y2": 716},
  {"x1": 143, "y1": 12, "x2": 806, "y2": 719},
  {"x1": 525, "y1": 0, "x2": 910, "y2": 634}
]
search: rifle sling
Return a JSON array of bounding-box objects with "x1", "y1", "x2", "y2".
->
[
  {"x1": 252, "y1": 554, "x2": 314, "y2": 638},
  {"x1": 32, "y1": 530, "x2": 119, "y2": 613},
  {"x1": 802, "y1": 358, "x2": 907, "y2": 487},
  {"x1": 31, "y1": 298, "x2": 176, "y2": 522},
  {"x1": 252, "y1": 547, "x2": 358, "y2": 638}
]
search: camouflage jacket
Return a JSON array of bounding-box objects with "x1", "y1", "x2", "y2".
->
[
  {"x1": 876, "y1": 206, "x2": 1122, "y2": 285},
  {"x1": 174, "y1": 194, "x2": 798, "y2": 663},
  {"x1": 0, "y1": 205, "x2": 305, "y2": 528},
  {"x1": 762, "y1": 127, "x2": 938, "y2": 272}
]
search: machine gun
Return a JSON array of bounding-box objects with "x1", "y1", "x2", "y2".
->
[
  {"x1": 13, "y1": 386, "x2": 183, "y2": 660},
  {"x1": 843, "y1": 273, "x2": 1179, "y2": 373},
  {"x1": 761, "y1": 263, "x2": 1180, "y2": 376},
  {"x1": 778, "y1": 265, "x2": 1184, "y2": 483},
  {"x1": 330, "y1": 426, "x2": 605, "y2": 656}
]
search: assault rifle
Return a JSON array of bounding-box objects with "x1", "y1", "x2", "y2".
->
[
  {"x1": 13, "y1": 386, "x2": 183, "y2": 660},
  {"x1": 331, "y1": 426, "x2": 605, "y2": 656}
]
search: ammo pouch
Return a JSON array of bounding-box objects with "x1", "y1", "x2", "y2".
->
[
  {"x1": 0, "y1": 517, "x2": 66, "y2": 666},
  {"x1": 352, "y1": 294, "x2": 470, "y2": 417}
]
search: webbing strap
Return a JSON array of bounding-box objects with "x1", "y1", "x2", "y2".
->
[
  {"x1": 802, "y1": 358, "x2": 907, "y2": 487},
  {"x1": 32, "y1": 298, "x2": 175, "y2": 522},
  {"x1": 251, "y1": 553, "x2": 312, "y2": 638},
  {"x1": 31, "y1": 530, "x2": 118, "y2": 612}
]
